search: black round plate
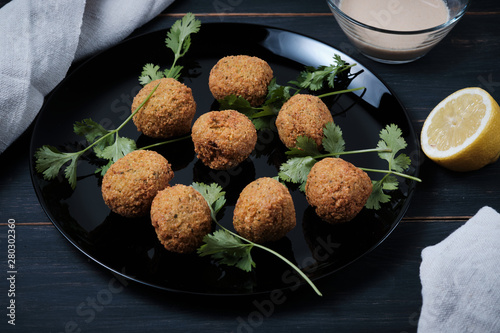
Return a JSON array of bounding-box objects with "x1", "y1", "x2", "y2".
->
[{"x1": 30, "y1": 23, "x2": 420, "y2": 295}]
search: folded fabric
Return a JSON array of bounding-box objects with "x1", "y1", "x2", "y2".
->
[
  {"x1": 0, "y1": 0, "x2": 174, "y2": 154},
  {"x1": 418, "y1": 206, "x2": 500, "y2": 332}
]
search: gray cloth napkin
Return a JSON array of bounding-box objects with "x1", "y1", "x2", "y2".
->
[
  {"x1": 0, "y1": 0, "x2": 174, "y2": 154},
  {"x1": 418, "y1": 206, "x2": 500, "y2": 332}
]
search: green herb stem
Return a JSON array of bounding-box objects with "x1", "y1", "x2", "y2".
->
[
  {"x1": 317, "y1": 86, "x2": 365, "y2": 99},
  {"x1": 82, "y1": 83, "x2": 160, "y2": 154},
  {"x1": 252, "y1": 242, "x2": 323, "y2": 296},
  {"x1": 338, "y1": 63, "x2": 357, "y2": 73},
  {"x1": 249, "y1": 109, "x2": 275, "y2": 119},
  {"x1": 313, "y1": 147, "x2": 391, "y2": 159},
  {"x1": 165, "y1": 53, "x2": 181, "y2": 79},
  {"x1": 164, "y1": 26, "x2": 190, "y2": 78},
  {"x1": 139, "y1": 134, "x2": 191, "y2": 151},
  {"x1": 85, "y1": 84, "x2": 159, "y2": 158},
  {"x1": 358, "y1": 167, "x2": 422, "y2": 182},
  {"x1": 213, "y1": 220, "x2": 322, "y2": 297},
  {"x1": 120, "y1": 83, "x2": 160, "y2": 131}
]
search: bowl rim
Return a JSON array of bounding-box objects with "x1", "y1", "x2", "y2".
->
[{"x1": 326, "y1": 0, "x2": 471, "y2": 35}]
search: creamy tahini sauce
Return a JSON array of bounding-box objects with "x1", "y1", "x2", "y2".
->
[
  {"x1": 338, "y1": 0, "x2": 450, "y2": 61},
  {"x1": 340, "y1": 0, "x2": 450, "y2": 31}
]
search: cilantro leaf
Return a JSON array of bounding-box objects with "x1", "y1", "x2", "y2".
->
[
  {"x1": 363, "y1": 124, "x2": 418, "y2": 210},
  {"x1": 322, "y1": 122, "x2": 345, "y2": 156},
  {"x1": 73, "y1": 118, "x2": 114, "y2": 157},
  {"x1": 265, "y1": 78, "x2": 294, "y2": 108},
  {"x1": 139, "y1": 63, "x2": 165, "y2": 85},
  {"x1": 393, "y1": 154, "x2": 412, "y2": 173},
  {"x1": 163, "y1": 12, "x2": 201, "y2": 79},
  {"x1": 73, "y1": 118, "x2": 109, "y2": 144},
  {"x1": 198, "y1": 230, "x2": 255, "y2": 272},
  {"x1": 192, "y1": 182, "x2": 255, "y2": 271},
  {"x1": 163, "y1": 65, "x2": 183, "y2": 81},
  {"x1": 365, "y1": 180, "x2": 391, "y2": 210},
  {"x1": 218, "y1": 94, "x2": 257, "y2": 117},
  {"x1": 95, "y1": 161, "x2": 113, "y2": 177},
  {"x1": 252, "y1": 117, "x2": 274, "y2": 131},
  {"x1": 218, "y1": 95, "x2": 278, "y2": 130},
  {"x1": 286, "y1": 136, "x2": 321, "y2": 157},
  {"x1": 165, "y1": 12, "x2": 200, "y2": 57},
  {"x1": 97, "y1": 135, "x2": 136, "y2": 162},
  {"x1": 138, "y1": 13, "x2": 201, "y2": 84},
  {"x1": 74, "y1": 119, "x2": 136, "y2": 177},
  {"x1": 291, "y1": 55, "x2": 352, "y2": 91},
  {"x1": 34, "y1": 146, "x2": 81, "y2": 189},
  {"x1": 381, "y1": 175, "x2": 399, "y2": 190},
  {"x1": 278, "y1": 122, "x2": 347, "y2": 191},
  {"x1": 278, "y1": 156, "x2": 317, "y2": 192},
  {"x1": 63, "y1": 155, "x2": 80, "y2": 189},
  {"x1": 191, "y1": 182, "x2": 226, "y2": 220},
  {"x1": 377, "y1": 124, "x2": 410, "y2": 172},
  {"x1": 93, "y1": 134, "x2": 136, "y2": 176},
  {"x1": 278, "y1": 122, "x2": 347, "y2": 190}
]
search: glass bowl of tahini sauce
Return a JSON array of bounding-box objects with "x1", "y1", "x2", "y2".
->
[{"x1": 326, "y1": 0, "x2": 470, "y2": 64}]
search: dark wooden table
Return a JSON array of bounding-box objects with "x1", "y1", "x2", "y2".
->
[{"x1": 1, "y1": 0, "x2": 499, "y2": 332}]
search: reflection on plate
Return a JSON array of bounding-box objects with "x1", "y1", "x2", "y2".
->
[{"x1": 30, "y1": 23, "x2": 419, "y2": 295}]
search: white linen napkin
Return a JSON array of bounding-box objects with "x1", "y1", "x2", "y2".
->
[
  {"x1": 0, "y1": 0, "x2": 174, "y2": 154},
  {"x1": 418, "y1": 206, "x2": 500, "y2": 332}
]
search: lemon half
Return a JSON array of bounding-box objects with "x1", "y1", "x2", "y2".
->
[{"x1": 421, "y1": 87, "x2": 500, "y2": 172}]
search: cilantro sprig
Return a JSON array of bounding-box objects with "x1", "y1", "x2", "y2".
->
[
  {"x1": 35, "y1": 84, "x2": 159, "y2": 189},
  {"x1": 290, "y1": 54, "x2": 357, "y2": 91},
  {"x1": 191, "y1": 183, "x2": 256, "y2": 271},
  {"x1": 363, "y1": 124, "x2": 417, "y2": 209},
  {"x1": 278, "y1": 123, "x2": 421, "y2": 208},
  {"x1": 139, "y1": 13, "x2": 201, "y2": 84},
  {"x1": 35, "y1": 83, "x2": 191, "y2": 189},
  {"x1": 74, "y1": 117, "x2": 137, "y2": 177},
  {"x1": 219, "y1": 57, "x2": 364, "y2": 130},
  {"x1": 194, "y1": 182, "x2": 322, "y2": 296}
]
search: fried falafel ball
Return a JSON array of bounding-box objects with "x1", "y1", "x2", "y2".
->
[
  {"x1": 191, "y1": 110, "x2": 257, "y2": 170},
  {"x1": 209, "y1": 55, "x2": 273, "y2": 107},
  {"x1": 101, "y1": 150, "x2": 174, "y2": 218},
  {"x1": 233, "y1": 177, "x2": 296, "y2": 243},
  {"x1": 150, "y1": 184, "x2": 212, "y2": 254},
  {"x1": 131, "y1": 78, "x2": 196, "y2": 138},
  {"x1": 305, "y1": 158, "x2": 372, "y2": 223},
  {"x1": 276, "y1": 94, "x2": 333, "y2": 149}
]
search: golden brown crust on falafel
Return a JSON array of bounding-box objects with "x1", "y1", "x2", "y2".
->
[
  {"x1": 276, "y1": 94, "x2": 333, "y2": 148},
  {"x1": 132, "y1": 78, "x2": 196, "y2": 138},
  {"x1": 233, "y1": 177, "x2": 296, "y2": 243},
  {"x1": 305, "y1": 158, "x2": 372, "y2": 223},
  {"x1": 150, "y1": 185, "x2": 212, "y2": 254},
  {"x1": 209, "y1": 55, "x2": 273, "y2": 107},
  {"x1": 101, "y1": 150, "x2": 174, "y2": 218},
  {"x1": 191, "y1": 110, "x2": 257, "y2": 170}
]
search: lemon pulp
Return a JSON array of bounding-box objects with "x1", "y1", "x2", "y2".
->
[
  {"x1": 421, "y1": 87, "x2": 500, "y2": 172},
  {"x1": 426, "y1": 94, "x2": 486, "y2": 151}
]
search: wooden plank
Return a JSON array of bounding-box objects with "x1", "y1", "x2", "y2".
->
[{"x1": 167, "y1": 0, "x2": 332, "y2": 14}]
